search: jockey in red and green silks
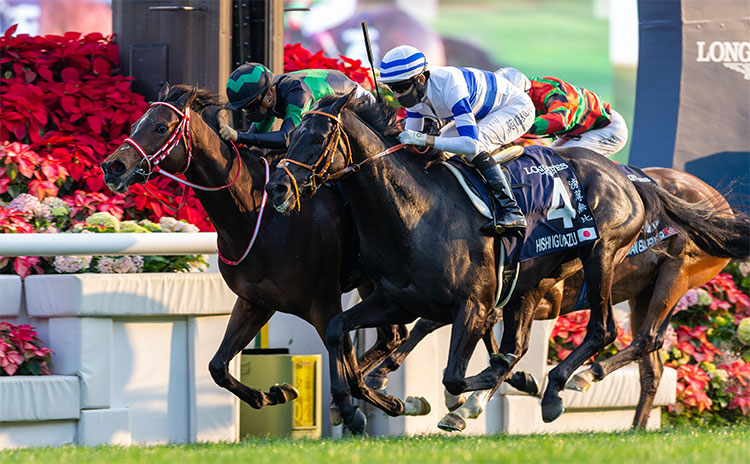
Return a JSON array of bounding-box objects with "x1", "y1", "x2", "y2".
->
[
  {"x1": 497, "y1": 69, "x2": 629, "y2": 157},
  {"x1": 220, "y1": 63, "x2": 372, "y2": 149}
]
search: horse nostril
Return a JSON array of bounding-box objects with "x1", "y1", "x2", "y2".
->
[
  {"x1": 272, "y1": 183, "x2": 290, "y2": 197},
  {"x1": 105, "y1": 160, "x2": 126, "y2": 176}
]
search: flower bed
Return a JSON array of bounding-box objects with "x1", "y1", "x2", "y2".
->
[
  {"x1": 0, "y1": 322, "x2": 53, "y2": 376},
  {"x1": 1, "y1": 192, "x2": 206, "y2": 278},
  {"x1": 0, "y1": 24, "x2": 379, "y2": 278},
  {"x1": 548, "y1": 261, "x2": 750, "y2": 425}
]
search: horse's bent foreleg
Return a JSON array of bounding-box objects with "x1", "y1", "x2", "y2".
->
[
  {"x1": 356, "y1": 324, "x2": 410, "y2": 379},
  {"x1": 365, "y1": 319, "x2": 448, "y2": 390},
  {"x1": 209, "y1": 298, "x2": 294, "y2": 408},
  {"x1": 326, "y1": 290, "x2": 417, "y2": 434}
]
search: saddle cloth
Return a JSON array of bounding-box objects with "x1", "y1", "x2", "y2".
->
[
  {"x1": 615, "y1": 164, "x2": 679, "y2": 257},
  {"x1": 442, "y1": 145, "x2": 599, "y2": 263}
]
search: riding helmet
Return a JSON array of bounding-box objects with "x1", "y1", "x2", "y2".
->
[
  {"x1": 225, "y1": 63, "x2": 275, "y2": 110},
  {"x1": 378, "y1": 45, "x2": 429, "y2": 84}
]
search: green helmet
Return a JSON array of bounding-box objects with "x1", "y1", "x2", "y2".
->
[{"x1": 225, "y1": 63, "x2": 275, "y2": 110}]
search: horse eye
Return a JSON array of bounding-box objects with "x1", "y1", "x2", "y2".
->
[
  {"x1": 312, "y1": 135, "x2": 324, "y2": 144},
  {"x1": 155, "y1": 124, "x2": 168, "y2": 134}
]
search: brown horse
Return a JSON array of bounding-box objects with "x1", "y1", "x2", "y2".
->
[
  {"x1": 370, "y1": 167, "x2": 750, "y2": 431},
  {"x1": 100, "y1": 84, "x2": 411, "y2": 413}
]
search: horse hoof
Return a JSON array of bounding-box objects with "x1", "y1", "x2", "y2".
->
[
  {"x1": 365, "y1": 374, "x2": 388, "y2": 391},
  {"x1": 270, "y1": 383, "x2": 299, "y2": 403},
  {"x1": 541, "y1": 397, "x2": 565, "y2": 423},
  {"x1": 437, "y1": 412, "x2": 466, "y2": 432},
  {"x1": 330, "y1": 403, "x2": 343, "y2": 426},
  {"x1": 403, "y1": 396, "x2": 431, "y2": 416},
  {"x1": 519, "y1": 372, "x2": 539, "y2": 396},
  {"x1": 346, "y1": 408, "x2": 367, "y2": 435},
  {"x1": 565, "y1": 372, "x2": 593, "y2": 392}
]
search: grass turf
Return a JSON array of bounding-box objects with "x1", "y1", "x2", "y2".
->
[{"x1": 3, "y1": 426, "x2": 749, "y2": 464}]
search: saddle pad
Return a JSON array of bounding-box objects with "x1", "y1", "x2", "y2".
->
[
  {"x1": 615, "y1": 164, "x2": 680, "y2": 257},
  {"x1": 443, "y1": 145, "x2": 599, "y2": 262}
]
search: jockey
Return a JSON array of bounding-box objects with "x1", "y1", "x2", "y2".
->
[
  {"x1": 496, "y1": 67, "x2": 628, "y2": 157},
  {"x1": 220, "y1": 63, "x2": 372, "y2": 149},
  {"x1": 379, "y1": 45, "x2": 534, "y2": 234}
]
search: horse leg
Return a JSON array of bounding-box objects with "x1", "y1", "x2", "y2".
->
[
  {"x1": 326, "y1": 290, "x2": 418, "y2": 434},
  {"x1": 577, "y1": 256, "x2": 689, "y2": 386},
  {"x1": 634, "y1": 347, "x2": 665, "y2": 429},
  {"x1": 625, "y1": 292, "x2": 666, "y2": 429},
  {"x1": 365, "y1": 319, "x2": 448, "y2": 390},
  {"x1": 208, "y1": 298, "x2": 296, "y2": 408},
  {"x1": 443, "y1": 297, "x2": 514, "y2": 395},
  {"x1": 356, "y1": 324, "x2": 410, "y2": 380},
  {"x1": 542, "y1": 244, "x2": 619, "y2": 423}
]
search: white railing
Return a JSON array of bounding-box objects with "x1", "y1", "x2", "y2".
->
[{"x1": 0, "y1": 233, "x2": 218, "y2": 257}]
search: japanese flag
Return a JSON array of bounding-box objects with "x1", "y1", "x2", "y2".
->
[{"x1": 577, "y1": 227, "x2": 597, "y2": 242}]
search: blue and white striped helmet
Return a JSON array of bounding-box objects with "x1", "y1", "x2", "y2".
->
[{"x1": 379, "y1": 45, "x2": 429, "y2": 84}]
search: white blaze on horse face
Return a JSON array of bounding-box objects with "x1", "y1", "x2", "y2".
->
[{"x1": 130, "y1": 108, "x2": 158, "y2": 137}]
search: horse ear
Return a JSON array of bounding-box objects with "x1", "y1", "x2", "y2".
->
[
  {"x1": 177, "y1": 84, "x2": 200, "y2": 109},
  {"x1": 330, "y1": 88, "x2": 358, "y2": 115},
  {"x1": 157, "y1": 82, "x2": 170, "y2": 101}
]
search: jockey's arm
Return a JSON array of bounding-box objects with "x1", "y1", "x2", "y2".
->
[
  {"x1": 404, "y1": 111, "x2": 425, "y2": 132},
  {"x1": 429, "y1": 98, "x2": 480, "y2": 157},
  {"x1": 237, "y1": 90, "x2": 311, "y2": 149}
]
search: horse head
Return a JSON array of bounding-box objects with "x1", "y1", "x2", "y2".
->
[
  {"x1": 101, "y1": 83, "x2": 226, "y2": 194},
  {"x1": 266, "y1": 89, "x2": 381, "y2": 213}
]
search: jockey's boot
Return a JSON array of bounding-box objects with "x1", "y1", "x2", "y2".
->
[{"x1": 473, "y1": 152, "x2": 527, "y2": 235}]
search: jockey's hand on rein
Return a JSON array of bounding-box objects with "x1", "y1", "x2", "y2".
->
[
  {"x1": 219, "y1": 124, "x2": 238, "y2": 142},
  {"x1": 398, "y1": 129, "x2": 428, "y2": 147}
]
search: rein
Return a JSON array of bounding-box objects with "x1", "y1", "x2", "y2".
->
[
  {"x1": 123, "y1": 101, "x2": 268, "y2": 267},
  {"x1": 275, "y1": 109, "x2": 410, "y2": 205}
]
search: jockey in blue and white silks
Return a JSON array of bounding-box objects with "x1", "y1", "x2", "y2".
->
[{"x1": 379, "y1": 45, "x2": 534, "y2": 233}]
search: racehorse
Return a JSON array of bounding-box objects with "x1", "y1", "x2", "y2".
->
[
  {"x1": 265, "y1": 91, "x2": 649, "y2": 433},
  {"x1": 100, "y1": 84, "x2": 414, "y2": 413},
  {"x1": 368, "y1": 167, "x2": 750, "y2": 431}
]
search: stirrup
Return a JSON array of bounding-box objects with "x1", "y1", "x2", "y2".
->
[{"x1": 481, "y1": 221, "x2": 505, "y2": 236}]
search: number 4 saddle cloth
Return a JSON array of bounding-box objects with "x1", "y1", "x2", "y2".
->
[{"x1": 442, "y1": 145, "x2": 598, "y2": 262}]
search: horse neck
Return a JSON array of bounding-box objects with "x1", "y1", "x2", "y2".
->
[
  {"x1": 339, "y1": 111, "x2": 436, "y2": 243},
  {"x1": 185, "y1": 110, "x2": 267, "y2": 244}
]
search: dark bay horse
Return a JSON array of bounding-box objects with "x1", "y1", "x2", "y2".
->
[
  {"x1": 265, "y1": 92, "x2": 648, "y2": 432},
  {"x1": 100, "y1": 84, "x2": 412, "y2": 413},
  {"x1": 376, "y1": 167, "x2": 750, "y2": 431}
]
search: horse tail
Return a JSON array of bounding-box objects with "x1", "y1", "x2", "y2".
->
[{"x1": 632, "y1": 181, "x2": 750, "y2": 259}]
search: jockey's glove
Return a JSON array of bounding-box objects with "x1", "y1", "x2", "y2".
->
[
  {"x1": 219, "y1": 124, "x2": 238, "y2": 142},
  {"x1": 398, "y1": 129, "x2": 427, "y2": 147}
]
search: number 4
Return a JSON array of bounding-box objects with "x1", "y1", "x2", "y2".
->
[{"x1": 547, "y1": 177, "x2": 576, "y2": 228}]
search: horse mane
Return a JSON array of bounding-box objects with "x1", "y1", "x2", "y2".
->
[
  {"x1": 162, "y1": 84, "x2": 285, "y2": 162},
  {"x1": 312, "y1": 94, "x2": 447, "y2": 168}
]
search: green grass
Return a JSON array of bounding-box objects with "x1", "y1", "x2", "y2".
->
[{"x1": 3, "y1": 426, "x2": 750, "y2": 464}]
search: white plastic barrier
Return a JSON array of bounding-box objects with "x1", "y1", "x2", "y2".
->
[
  {"x1": 0, "y1": 270, "x2": 239, "y2": 448},
  {"x1": 0, "y1": 232, "x2": 218, "y2": 256}
]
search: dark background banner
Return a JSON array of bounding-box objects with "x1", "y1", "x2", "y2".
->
[{"x1": 631, "y1": 0, "x2": 749, "y2": 192}]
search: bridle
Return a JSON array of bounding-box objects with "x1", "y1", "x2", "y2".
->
[
  {"x1": 275, "y1": 109, "x2": 408, "y2": 209},
  {"x1": 121, "y1": 101, "x2": 246, "y2": 210},
  {"x1": 121, "y1": 100, "x2": 269, "y2": 267}
]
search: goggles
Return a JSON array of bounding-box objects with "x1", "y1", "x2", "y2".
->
[{"x1": 387, "y1": 79, "x2": 415, "y2": 94}]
